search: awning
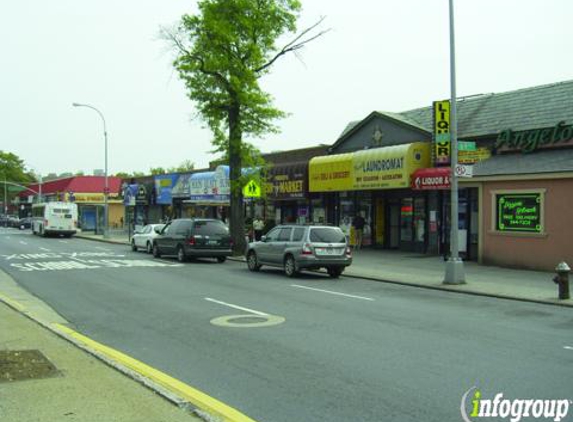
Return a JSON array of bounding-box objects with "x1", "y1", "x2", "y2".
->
[
  {"x1": 411, "y1": 167, "x2": 451, "y2": 190},
  {"x1": 309, "y1": 142, "x2": 430, "y2": 192},
  {"x1": 266, "y1": 162, "x2": 307, "y2": 200}
]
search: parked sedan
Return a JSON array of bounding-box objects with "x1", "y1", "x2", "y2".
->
[
  {"x1": 18, "y1": 217, "x2": 32, "y2": 230},
  {"x1": 152, "y1": 218, "x2": 232, "y2": 263},
  {"x1": 131, "y1": 224, "x2": 165, "y2": 253},
  {"x1": 245, "y1": 224, "x2": 352, "y2": 278}
]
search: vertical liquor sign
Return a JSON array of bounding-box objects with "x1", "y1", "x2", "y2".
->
[{"x1": 434, "y1": 100, "x2": 451, "y2": 165}]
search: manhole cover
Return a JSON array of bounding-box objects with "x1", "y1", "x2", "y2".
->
[{"x1": 0, "y1": 350, "x2": 59, "y2": 383}]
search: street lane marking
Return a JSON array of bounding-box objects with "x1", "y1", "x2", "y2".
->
[
  {"x1": 565, "y1": 346, "x2": 573, "y2": 351},
  {"x1": 51, "y1": 323, "x2": 258, "y2": 422},
  {"x1": 58, "y1": 240, "x2": 68, "y2": 244},
  {"x1": 19, "y1": 241, "x2": 28, "y2": 245},
  {"x1": 290, "y1": 284, "x2": 375, "y2": 301},
  {"x1": 95, "y1": 246, "x2": 112, "y2": 251},
  {"x1": 205, "y1": 297, "x2": 269, "y2": 316},
  {"x1": 39, "y1": 247, "x2": 51, "y2": 252}
]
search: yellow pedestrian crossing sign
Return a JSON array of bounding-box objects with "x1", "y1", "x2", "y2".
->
[{"x1": 243, "y1": 179, "x2": 261, "y2": 198}]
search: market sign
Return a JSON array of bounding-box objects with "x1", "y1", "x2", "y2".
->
[
  {"x1": 496, "y1": 193, "x2": 542, "y2": 233},
  {"x1": 496, "y1": 121, "x2": 573, "y2": 154},
  {"x1": 411, "y1": 167, "x2": 450, "y2": 190},
  {"x1": 265, "y1": 163, "x2": 306, "y2": 200},
  {"x1": 433, "y1": 100, "x2": 451, "y2": 165},
  {"x1": 309, "y1": 153, "x2": 354, "y2": 192}
]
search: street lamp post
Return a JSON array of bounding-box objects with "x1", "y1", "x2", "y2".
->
[
  {"x1": 443, "y1": 0, "x2": 465, "y2": 284},
  {"x1": 72, "y1": 102, "x2": 109, "y2": 238}
]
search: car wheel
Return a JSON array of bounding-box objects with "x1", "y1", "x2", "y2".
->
[
  {"x1": 131, "y1": 240, "x2": 137, "y2": 251},
  {"x1": 177, "y1": 246, "x2": 187, "y2": 263},
  {"x1": 152, "y1": 243, "x2": 161, "y2": 258},
  {"x1": 146, "y1": 242, "x2": 152, "y2": 254},
  {"x1": 327, "y1": 267, "x2": 344, "y2": 279},
  {"x1": 284, "y1": 255, "x2": 299, "y2": 278},
  {"x1": 217, "y1": 256, "x2": 227, "y2": 263},
  {"x1": 247, "y1": 251, "x2": 261, "y2": 272}
]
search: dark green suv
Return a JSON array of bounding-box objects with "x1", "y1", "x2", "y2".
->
[{"x1": 152, "y1": 218, "x2": 232, "y2": 263}]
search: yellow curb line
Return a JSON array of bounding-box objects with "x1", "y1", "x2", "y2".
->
[
  {"x1": 52, "y1": 323, "x2": 257, "y2": 422},
  {"x1": 0, "y1": 293, "x2": 26, "y2": 312}
]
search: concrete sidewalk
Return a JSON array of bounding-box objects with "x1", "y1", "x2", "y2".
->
[
  {"x1": 0, "y1": 301, "x2": 202, "y2": 422},
  {"x1": 75, "y1": 232, "x2": 572, "y2": 307}
]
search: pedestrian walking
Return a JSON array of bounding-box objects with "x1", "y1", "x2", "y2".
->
[{"x1": 352, "y1": 213, "x2": 365, "y2": 250}]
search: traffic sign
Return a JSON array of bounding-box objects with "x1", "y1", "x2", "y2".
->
[
  {"x1": 458, "y1": 141, "x2": 476, "y2": 151},
  {"x1": 454, "y1": 164, "x2": 473, "y2": 178},
  {"x1": 243, "y1": 179, "x2": 261, "y2": 198}
]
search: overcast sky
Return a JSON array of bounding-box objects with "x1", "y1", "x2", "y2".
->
[{"x1": 3, "y1": 0, "x2": 572, "y2": 177}]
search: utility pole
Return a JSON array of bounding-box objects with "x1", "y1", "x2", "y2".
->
[{"x1": 443, "y1": 0, "x2": 466, "y2": 284}]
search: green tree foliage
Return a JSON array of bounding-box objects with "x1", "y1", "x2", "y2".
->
[
  {"x1": 149, "y1": 167, "x2": 168, "y2": 175},
  {"x1": 163, "y1": 0, "x2": 326, "y2": 252},
  {"x1": 168, "y1": 159, "x2": 195, "y2": 173},
  {"x1": 0, "y1": 151, "x2": 34, "y2": 198}
]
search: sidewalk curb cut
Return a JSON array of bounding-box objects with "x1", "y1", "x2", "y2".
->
[{"x1": 227, "y1": 257, "x2": 572, "y2": 308}]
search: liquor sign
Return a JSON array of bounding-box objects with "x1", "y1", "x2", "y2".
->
[
  {"x1": 433, "y1": 100, "x2": 451, "y2": 165},
  {"x1": 496, "y1": 193, "x2": 542, "y2": 233},
  {"x1": 411, "y1": 168, "x2": 451, "y2": 190}
]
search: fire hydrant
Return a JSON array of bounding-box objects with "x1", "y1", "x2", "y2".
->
[{"x1": 552, "y1": 261, "x2": 571, "y2": 300}]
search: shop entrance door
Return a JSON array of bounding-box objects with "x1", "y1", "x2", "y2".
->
[{"x1": 389, "y1": 201, "x2": 400, "y2": 249}]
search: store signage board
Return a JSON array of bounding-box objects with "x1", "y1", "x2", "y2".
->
[
  {"x1": 458, "y1": 148, "x2": 491, "y2": 164},
  {"x1": 433, "y1": 100, "x2": 451, "y2": 165},
  {"x1": 496, "y1": 193, "x2": 542, "y2": 233},
  {"x1": 411, "y1": 168, "x2": 450, "y2": 190}
]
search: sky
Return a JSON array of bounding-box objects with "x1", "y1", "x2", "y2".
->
[{"x1": 2, "y1": 0, "x2": 573, "y2": 177}]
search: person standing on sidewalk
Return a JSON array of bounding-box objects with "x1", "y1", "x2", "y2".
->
[
  {"x1": 352, "y1": 213, "x2": 365, "y2": 250},
  {"x1": 253, "y1": 216, "x2": 265, "y2": 241}
]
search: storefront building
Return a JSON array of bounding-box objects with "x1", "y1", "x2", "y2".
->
[
  {"x1": 21, "y1": 176, "x2": 123, "y2": 232},
  {"x1": 309, "y1": 112, "x2": 435, "y2": 252},
  {"x1": 400, "y1": 79, "x2": 573, "y2": 270}
]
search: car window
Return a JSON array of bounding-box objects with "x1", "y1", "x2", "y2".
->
[
  {"x1": 143, "y1": 226, "x2": 151, "y2": 234},
  {"x1": 265, "y1": 228, "x2": 281, "y2": 242},
  {"x1": 162, "y1": 223, "x2": 172, "y2": 234},
  {"x1": 193, "y1": 220, "x2": 229, "y2": 236},
  {"x1": 277, "y1": 228, "x2": 292, "y2": 242},
  {"x1": 309, "y1": 228, "x2": 346, "y2": 243},
  {"x1": 176, "y1": 221, "x2": 192, "y2": 235},
  {"x1": 292, "y1": 228, "x2": 305, "y2": 242}
]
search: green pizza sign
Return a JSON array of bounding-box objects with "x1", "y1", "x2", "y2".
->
[{"x1": 496, "y1": 193, "x2": 542, "y2": 233}]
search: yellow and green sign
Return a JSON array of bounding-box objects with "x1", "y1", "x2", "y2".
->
[
  {"x1": 242, "y1": 179, "x2": 261, "y2": 198},
  {"x1": 434, "y1": 100, "x2": 451, "y2": 165}
]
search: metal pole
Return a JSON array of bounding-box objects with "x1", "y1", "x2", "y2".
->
[
  {"x1": 444, "y1": 0, "x2": 465, "y2": 284},
  {"x1": 38, "y1": 175, "x2": 42, "y2": 203},
  {"x1": 72, "y1": 103, "x2": 109, "y2": 239},
  {"x1": 3, "y1": 171, "x2": 7, "y2": 227}
]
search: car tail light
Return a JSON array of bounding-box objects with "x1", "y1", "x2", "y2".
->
[
  {"x1": 187, "y1": 236, "x2": 196, "y2": 246},
  {"x1": 346, "y1": 246, "x2": 352, "y2": 257},
  {"x1": 301, "y1": 243, "x2": 313, "y2": 255}
]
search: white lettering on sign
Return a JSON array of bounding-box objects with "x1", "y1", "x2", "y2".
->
[{"x1": 10, "y1": 259, "x2": 183, "y2": 272}]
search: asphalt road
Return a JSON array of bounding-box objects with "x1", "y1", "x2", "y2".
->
[{"x1": 1, "y1": 227, "x2": 572, "y2": 422}]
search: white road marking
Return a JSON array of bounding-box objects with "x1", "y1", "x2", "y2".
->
[
  {"x1": 19, "y1": 241, "x2": 28, "y2": 245},
  {"x1": 94, "y1": 246, "x2": 112, "y2": 251},
  {"x1": 58, "y1": 240, "x2": 68, "y2": 244},
  {"x1": 290, "y1": 284, "x2": 375, "y2": 301},
  {"x1": 39, "y1": 247, "x2": 51, "y2": 252},
  {"x1": 564, "y1": 346, "x2": 573, "y2": 351},
  {"x1": 204, "y1": 297, "x2": 269, "y2": 316}
]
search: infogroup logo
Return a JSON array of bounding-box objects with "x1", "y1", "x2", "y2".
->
[{"x1": 461, "y1": 387, "x2": 571, "y2": 422}]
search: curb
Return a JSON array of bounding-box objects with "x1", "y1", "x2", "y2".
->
[
  {"x1": 0, "y1": 268, "x2": 257, "y2": 422},
  {"x1": 75, "y1": 234, "x2": 129, "y2": 246},
  {"x1": 227, "y1": 257, "x2": 572, "y2": 308}
]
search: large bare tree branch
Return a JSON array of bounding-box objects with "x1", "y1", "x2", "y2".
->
[{"x1": 254, "y1": 16, "x2": 330, "y2": 73}]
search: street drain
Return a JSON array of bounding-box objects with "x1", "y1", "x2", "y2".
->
[
  {"x1": 0, "y1": 350, "x2": 59, "y2": 383},
  {"x1": 210, "y1": 314, "x2": 286, "y2": 328}
]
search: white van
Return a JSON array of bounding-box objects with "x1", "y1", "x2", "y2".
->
[{"x1": 32, "y1": 202, "x2": 78, "y2": 237}]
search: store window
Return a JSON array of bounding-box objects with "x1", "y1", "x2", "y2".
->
[
  {"x1": 414, "y1": 197, "x2": 426, "y2": 243},
  {"x1": 400, "y1": 198, "x2": 414, "y2": 241}
]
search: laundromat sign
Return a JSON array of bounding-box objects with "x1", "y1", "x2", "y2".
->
[{"x1": 496, "y1": 121, "x2": 573, "y2": 153}]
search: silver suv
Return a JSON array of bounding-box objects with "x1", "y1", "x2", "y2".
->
[{"x1": 246, "y1": 224, "x2": 352, "y2": 278}]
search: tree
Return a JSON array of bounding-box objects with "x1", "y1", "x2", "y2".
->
[
  {"x1": 0, "y1": 151, "x2": 33, "y2": 184},
  {"x1": 163, "y1": 0, "x2": 327, "y2": 253},
  {"x1": 168, "y1": 159, "x2": 195, "y2": 173},
  {"x1": 149, "y1": 167, "x2": 167, "y2": 175}
]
